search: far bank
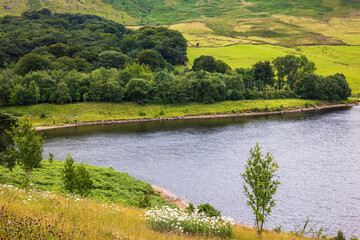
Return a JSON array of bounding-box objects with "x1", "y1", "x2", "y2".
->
[{"x1": 1, "y1": 99, "x2": 358, "y2": 130}]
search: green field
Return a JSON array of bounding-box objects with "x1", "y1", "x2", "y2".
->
[
  {"x1": 2, "y1": 99, "x2": 350, "y2": 126},
  {"x1": 188, "y1": 45, "x2": 360, "y2": 94}
]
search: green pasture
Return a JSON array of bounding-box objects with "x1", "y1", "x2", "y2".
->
[
  {"x1": 187, "y1": 45, "x2": 360, "y2": 94},
  {"x1": 2, "y1": 99, "x2": 327, "y2": 126}
]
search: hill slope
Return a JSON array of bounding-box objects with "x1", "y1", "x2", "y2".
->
[{"x1": 1, "y1": 0, "x2": 359, "y2": 46}]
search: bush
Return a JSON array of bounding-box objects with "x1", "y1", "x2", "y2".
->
[
  {"x1": 139, "y1": 191, "x2": 152, "y2": 208},
  {"x1": 197, "y1": 203, "x2": 221, "y2": 218},
  {"x1": 145, "y1": 206, "x2": 233, "y2": 238},
  {"x1": 335, "y1": 230, "x2": 346, "y2": 240}
]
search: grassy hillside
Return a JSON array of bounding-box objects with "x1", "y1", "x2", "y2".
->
[
  {"x1": 1, "y1": 0, "x2": 359, "y2": 46},
  {"x1": 188, "y1": 45, "x2": 360, "y2": 95},
  {"x1": 0, "y1": 99, "x2": 330, "y2": 126},
  {"x1": 0, "y1": 0, "x2": 136, "y2": 24},
  {"x1": 0, "y1": 160, "x2": 169, "y2": 207},
  {"x1": 0, "y1": 183, "x2": 311, "y2": 239}
]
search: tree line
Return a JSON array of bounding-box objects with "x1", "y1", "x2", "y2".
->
[
  {"x1": 0, "y1": 55, "x2": 351, "y2": 107},
  {"x1": 0, "y1": 9, "x2": 351, "y2": 107}
]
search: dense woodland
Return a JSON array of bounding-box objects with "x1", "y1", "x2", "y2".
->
[{"x1": 0, "y1": 9, "x2": 352, "y2": 107}]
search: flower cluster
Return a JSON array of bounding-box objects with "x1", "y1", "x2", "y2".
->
[
  {"x1": 101, "y1": 203, "x2": 123, "y2": 215},
  {"x1": 145, "y1": 206, "x2": 233, "y2": 238},
  {"x1": 0, "y1": 184, "x2": 56, "y2": 205}
]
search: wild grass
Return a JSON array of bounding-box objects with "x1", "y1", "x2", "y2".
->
[
  {"x1": 187, "y1": 45, "x2": 360, "y2": 94},
  {"x1": 0, "y1": 184, "x2": 312, "y2": 239},
  {"x1": 0, "y1": 160, "x2": 169, "y2": 207},
  {"x1": 1, "y1": 99, "x2": 327, "y2": 126}
]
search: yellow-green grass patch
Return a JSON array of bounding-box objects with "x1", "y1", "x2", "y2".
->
[
  {"x1": 0, "y1": 0, "x2": 137, "y2": 24},
  {"x1": 187, "y1": 45, "x2": 360, "y2": 94},
  {"x1": 3, "y1": 99, "x2": 324, "y2": 126}
]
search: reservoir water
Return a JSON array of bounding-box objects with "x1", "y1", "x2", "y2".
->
[{"x1": 42, "y1": 106, "x2": 360, "y2": 237}]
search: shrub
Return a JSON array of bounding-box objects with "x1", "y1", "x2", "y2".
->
[
  {"x1": 145, "y1": 206, "x2": 233, "y2": 238},
  {"x1": 335, "y1": 230, "x2": 346, "y2": 240},
  {"x1": 197, "y1": 203, "x2": 221, "y2": 218},
  {"x1": 185, "y1": 203, "x2": 195, "y2": 214},
  {"x1": 273, "y1": 225, "x2": 282, "y2": 233},
  {"x1": 139, "y1": 191, "x2": 152, "y2": 208}
]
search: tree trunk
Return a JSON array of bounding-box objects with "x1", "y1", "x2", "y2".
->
[{"x1": 26, "y1": 169, "x2": 31, "y2": 189}]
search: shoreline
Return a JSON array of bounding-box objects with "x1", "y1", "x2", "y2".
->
[
  {"x1": 151, "y1": 184, "x2": 253, "y2": 228},
  {"x1": 35, "y1": 102, "x2": 359, "y2": 131},
  {"x1": 151, "y1": 184, "x2": 189, "y2": 210}
]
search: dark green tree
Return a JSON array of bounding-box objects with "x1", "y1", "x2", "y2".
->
[
  {"x1": 62, "y1": 153, "x2": 77, "y2": 194},
  {"x1": 242, "y1": 143, "x2": 280, "y2": 236},
  {"x1": 137, "y1": 50, "x2": 161, "y2": 70},
  {"x1": 214, "y1": 59, "x2": 231, "y2": 74},
  {"x1": 98, "y1": 50, "x2": 131, "y2": 69},
  {"x1": 0, "y1": 111, "x2": 17, "y2": 170},
  {"x1": 294, "y1": 74, "x2": 325, "y2": 99},
  {"x1": 49, "y1": 43, "x2": 70, "y2": 58},
  {"x1": 57, "y1": 80, "x2": 72, "y2": 104},
  {"x1": 125, "y1": 78, "x2": 152, "y2": 102},
  {"x1": 192, "y1": 55, "x2": 216, "y2": 73},
  {"x1": 0, "y1": 74, "x2": 12, "y2": 107},
  {"x1": 252, "y1": 61, "x2": 275, "y2": 91},
  {"x1": 272, "y1": 55, "x2": 315, "y2": 90},
  {"x1": 75, "y1": 164, "x2": 93, "y2": 197},
  {"x1": 324, "y1": 73, "x2": 351, "y2": 101},
  {"x1": 14, "y1": 53, "x2": 52, "y2": 76}
]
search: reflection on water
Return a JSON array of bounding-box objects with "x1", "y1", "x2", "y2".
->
[{"x1": 42, "y1": 106, "x2": 360, "y2": 237}]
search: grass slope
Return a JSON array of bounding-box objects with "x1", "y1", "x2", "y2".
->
[
  {"x1": 0, "y1": 184, "x2": 312, "y2": 239},
  {"x1": 1, "y1": 99, "x2": 327, "y2": 126},
  {"x1": 1, "y1": 0, "x2": 359, "y2": 46},
  {"x1": 187, "y1": 45, "x2": 360, "y2": 95},
  {"x1": 0, "y1": 160, "x2": 169, "y2": 207},
  {"x1": 0, "y1": 0, "x2": 137, "y2": 24}
]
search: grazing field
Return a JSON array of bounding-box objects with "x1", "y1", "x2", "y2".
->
[
  {"x1": 1, "y1": 99, "x2": 326, "y2": 126},
  {"x1": 188, "y1": 45, "x2": 360, "y2": 94}
]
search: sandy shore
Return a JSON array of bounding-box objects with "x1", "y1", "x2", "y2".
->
[
  {"x1": 35, "y1": 102, "x2": 359, "y2": 131},
  {"x1": 151, "y1": 184, "x2": 189, "y2": 210}
]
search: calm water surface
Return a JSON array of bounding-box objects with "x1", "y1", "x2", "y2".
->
[{"x1": 42, "y1": 106, "x2": 360, "y2": 236}]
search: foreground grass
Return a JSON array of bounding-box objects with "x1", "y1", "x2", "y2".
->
[
  {"x1": 0, "y1": 184, "x2": 311, "y2": 239},
  {"x1": 0, "y1": 160, "x2": 169, "y2": 207},
  {"x1": 188, "y1": 45, "x2": 360, "y2": 94},
  {"x1": 0, "y1": 99, "x2": 333, "y2": 126}
]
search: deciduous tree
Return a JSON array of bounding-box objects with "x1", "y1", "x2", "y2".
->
[
  {"x1": 8, "y1": 118, "x2": 43, "y2": 188},
  {"x1": 242, "y1": 143, "x2": 280, "y2": 236}
]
